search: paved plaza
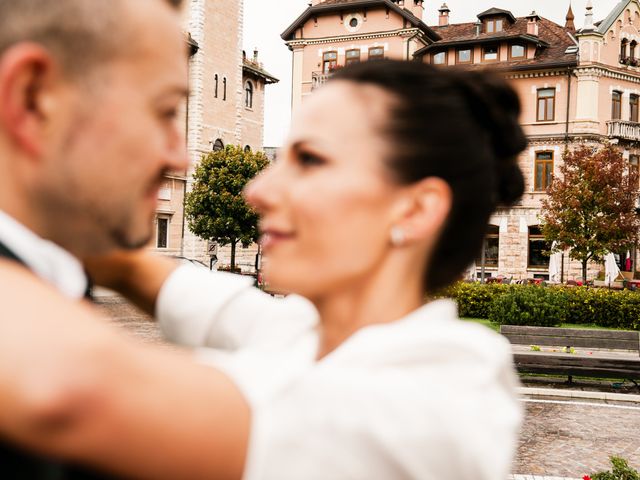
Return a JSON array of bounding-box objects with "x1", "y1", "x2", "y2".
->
[{"x1": 97, "y1": 296, "x2": 640, "y2": 478}]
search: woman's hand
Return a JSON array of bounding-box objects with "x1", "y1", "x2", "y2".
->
[{"x1": 84, "y1": 250, "x2": 179, "y2": 315}]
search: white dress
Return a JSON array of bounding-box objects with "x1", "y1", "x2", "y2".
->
[{"x1": 157, "y1": 266, "x2": 522, "y2": 480}]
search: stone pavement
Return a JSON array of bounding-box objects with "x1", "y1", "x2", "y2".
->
[{"x1": 97, "y1": 297, "x2": 640, "y2": 478}]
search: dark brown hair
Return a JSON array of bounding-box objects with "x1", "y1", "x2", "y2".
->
[
  {"x1": 332, "y1": 60, "x2": 526, "y2": 292},
  {"x1": 0, "y1": 0, "x2": 183, "y2": 76}
]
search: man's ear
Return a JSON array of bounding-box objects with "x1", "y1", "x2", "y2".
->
[
  {"x1": 392, "y1": 177, "x2": 452, "y2": 245},
  {"x1": 0, "y1": 43, "x2": 58, "y2": 158}
]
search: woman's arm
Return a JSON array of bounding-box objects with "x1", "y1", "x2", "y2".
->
[
  {"x1": 84, "y1": 250, "x2": 179, "y2": 315},
  {"x1": 0, "y1": 261, "x2": 250, "y2": 480}
]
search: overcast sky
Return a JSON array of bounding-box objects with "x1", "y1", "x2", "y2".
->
[{"x1": 243, "y1": 0, "x2": 622, "y2": 147}]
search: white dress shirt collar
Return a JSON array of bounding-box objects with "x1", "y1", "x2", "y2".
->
[{"x1": 0, "y1": 210, "x2": 88, "y2": 299}]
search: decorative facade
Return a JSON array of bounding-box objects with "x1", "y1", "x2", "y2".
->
[
  {"x1": 283, "y1": 0, "x2": 640, "y2": 282},
  {"x1": 151, "y1": 0, "x2": 278, "y2": 270}
]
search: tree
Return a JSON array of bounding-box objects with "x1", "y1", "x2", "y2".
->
[
  {"x1": 541, "y1": 145, "x2": 640, "y2": 282},
  {"x1": 185, "y1": 145, "x2": 269, "y2": 270}
]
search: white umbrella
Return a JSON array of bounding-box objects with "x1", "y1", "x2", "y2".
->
[
  {"x1": 605, "y1": 252, "x2": 621, "y2": 284},
  {"x1": 548, "y1": 242, "x2": 562, "y2": 283}
]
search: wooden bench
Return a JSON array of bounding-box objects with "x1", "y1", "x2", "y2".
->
[{"x1": 500, "y1": 325, "x2": 640, "y2": 386}]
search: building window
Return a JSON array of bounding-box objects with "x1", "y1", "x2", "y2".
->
[
  {"x1": 214, "y1": 74, "x2": 218, "y2": 98},
  {"x1": 456, "y1": 48, "x2": 472, "y2": 64},
  {"x1": 631, "y1": 94, "x2": 639, "y2": 122},
  {"x1": 244, "y1": 145, "x2": 252, "y2": 153},
  {"x1": 631, "y1": 40, "x2": 637, "y2": 60},
  {"x1": 485, "y1": 19, "x2": 503, "y2": 33},
  {"x1": 612, "y1": 91, "x2": 622, "y2": 120},
  {"x1": 323, "y1": 51, "x2": 338, "y2": 73},
  {"x1": 345, "y1": 49, "x2": 361, "y2": 65},
  {"x1": 630, "y1": 155, "x2": 640, "y2": 188},
  {"x1": 534, "y1": 151, "x2": 554, "y2": 191},
  {"x1": 156, "y1": 217, "x2": 169, "y2": 249},
  {"x1": 621, "y1": 38, "x2": 629, "y2": 62},
  {"x1": 528, "y1": 226, "x2": 550, "y2": 268},
  {"x1": 368, "y1": 47, "x2": 385, "y2": 61},
  {"x1": 349, "y1": 18, "x2": 358, "y2": 28},
  {"x1": 482, "y1": 45, "x2": 499, "y2": 62},
  {"x1": 510, "y1": 44, "x2": 526, "y2": 59},
  {"x1": 479, "y1": 225, "x2": 500, "y2": 267},
  {"x1": 223, "y1": 77, "x2": 227, "y2": 101},
  {"x1": 536, "y1": 88, "x2": 555, "y2": 122},
  {"x1": 245, "y1": 81, "x2": 254, "y2": 109},
  {"x1": 432, "y1": 51, "x2": 447, "y2": 65},
  {"x1": 213, "y1": 138, "x2": 224, "y2": 152}
]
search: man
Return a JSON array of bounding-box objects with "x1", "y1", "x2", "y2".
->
[{"x1": 0, "y1": 0, "x2": 247, "y2": 478}]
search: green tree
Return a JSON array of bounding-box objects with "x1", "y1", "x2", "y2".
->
[
  {"x1": 185, "y1": 145, "x2": 269, "y2": 270},
  {"x1": 541, "y1": 145, "x2": 640, "y2": 282}
]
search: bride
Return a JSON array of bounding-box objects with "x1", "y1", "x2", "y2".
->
[{"x1": 0, "y1": 59, "x2": 526, "y2": 480}]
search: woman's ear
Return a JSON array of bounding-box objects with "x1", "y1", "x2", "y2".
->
[{"x1": 390, "y1": 177, "x2": 452, "y2": 246}]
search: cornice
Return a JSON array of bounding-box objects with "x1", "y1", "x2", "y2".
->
[
  {"x1": 285, "y1": 28, "x2": 425, "y2": 47},
  {"x1": 575, "y1": 64, "x2": 640, "y2": 83},
  {"x1": 506, "y1": 69, "x2": 571, "y2": 79}
]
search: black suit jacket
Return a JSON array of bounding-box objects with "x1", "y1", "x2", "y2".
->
[{"x1": 0, "y1": 240, "x2": 116, "y2": 479}]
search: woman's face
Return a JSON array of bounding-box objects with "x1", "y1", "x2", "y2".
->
[{"x1": 244, "y1": 81, "x2": 406, "y2": 298}]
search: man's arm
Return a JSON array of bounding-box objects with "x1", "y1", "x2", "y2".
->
[{"x1": 0, "y1": 260, "x2": 250, "y2": 480}]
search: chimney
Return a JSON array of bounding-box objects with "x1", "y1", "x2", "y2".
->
[
  {"x1": 526, "y1": 11, "x2": 540, "y2": 37},
  {"x1": 584, "y1": 0, "x2": 594, "y2": 30},
  {"x1": 438, "y1": 3, "x2": 450, "y2": 27},
  {"x1": 253, "y1": 48, "x2": 259, "y2": 63},
  {"x1": 565, "y1": 2, "x2": 576, "y2": 32},
  {"x1": 474, "y1": 20, "x2": 482, "y2": 36}
]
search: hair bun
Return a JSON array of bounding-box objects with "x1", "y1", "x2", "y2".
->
[{"x1": 453, "y1": 71, "x2": 527, "y2": 205}]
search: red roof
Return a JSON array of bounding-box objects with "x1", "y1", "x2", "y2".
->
[{"x1": 416, "y1": 16, "x2": 578, "y2": 70}]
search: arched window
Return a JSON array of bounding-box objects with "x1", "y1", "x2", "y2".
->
[
  {"x1": 245, "y1": 81, "x2": 254, "y2": 109},
  {"x1": 223, "y1": 77, "x2": 227, "y2": 101},
  {"x1": 213, "y1": 138, "x2": 224, "y2": 152},
  {"x1": 621, "y1": 38, "x2": 629, "y2": 62},
  {"x1": 214, "y1": 74, "x2": 218, "y2": 98},
  {"x1": 631, "y1": 40, "x2": 637, "y2": 60},
  {"x1": 244, "y1": 145, "x2": 252, "y2": 153}
]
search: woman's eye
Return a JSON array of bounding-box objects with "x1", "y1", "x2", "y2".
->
[{"x1": 298, "y1": 151, "x2": 324, "y2": 167}]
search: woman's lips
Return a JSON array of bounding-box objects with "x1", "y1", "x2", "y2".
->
[{"x1": 261, "y1": 231, "x2": 294, "y2": 250}]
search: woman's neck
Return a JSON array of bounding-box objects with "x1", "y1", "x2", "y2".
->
[{"x1": 312, "y1": 265, "x2": 424, "y2": 360}]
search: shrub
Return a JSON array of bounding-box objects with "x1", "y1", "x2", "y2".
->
[
  {"x1": 442, "y1": 281, "x2": 640, "y2": 329},
  {"x1": 439, "y1": 282, "x2": 511, "y2": 319},
  {"x1": 488, "y1": 285, "x2": 566, "y2": 327},
  {"x1": 589, "y1": 456, "x2": 640, "y2": 480}
]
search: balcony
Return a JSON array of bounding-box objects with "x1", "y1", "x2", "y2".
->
[
  {"x1": 312, "y1": 71, "x2": 331, "y2": 91},
  {"x1": 619, "y1": 55, "x2": 640, "y2": 67},
  {"x1": 607, "y1": 120, "x2": 640, "y2": 141}
]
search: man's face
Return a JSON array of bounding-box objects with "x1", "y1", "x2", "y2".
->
[{"x1": 37, "y1": 1, "x2": 189, "y2": 255}]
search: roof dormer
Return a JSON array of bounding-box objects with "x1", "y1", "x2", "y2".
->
[{"x1": 477, "y1": 7, "x2": 516, "y2": 34}]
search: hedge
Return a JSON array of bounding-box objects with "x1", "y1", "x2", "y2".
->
[{"x1": 440, "y1": 282, "x2": 640, "y2": 330}]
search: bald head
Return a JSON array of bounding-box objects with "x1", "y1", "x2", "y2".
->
[{"x1": 0, "y1": 0, "x2": 183, "y2": 77}]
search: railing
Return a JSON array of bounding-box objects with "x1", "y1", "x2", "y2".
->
[
  {"x1": 607, "y1": 120, "x2": 640, "y2": 141},
  {"x1": 619, "y1": 55, "x2": 639, "y2": 67},
  {"x1": 311, "y1": 71, "x2": 331, "y2": 90}
]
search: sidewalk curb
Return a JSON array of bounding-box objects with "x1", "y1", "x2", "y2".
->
[{"x1": 518, "y1": 386, "x2": 640, "y2": 403}]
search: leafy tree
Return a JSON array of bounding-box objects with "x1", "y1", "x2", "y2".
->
[
  {"x1": 541, "y1": 145, "x2": 640, "y2": 282},
  {"x1": 185, "y1": 145, "x2": 269, "y2": 270}
]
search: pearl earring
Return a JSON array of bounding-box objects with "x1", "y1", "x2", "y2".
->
[{"x1": 390, "y1": 226, "x2": 405, "y2": 247}]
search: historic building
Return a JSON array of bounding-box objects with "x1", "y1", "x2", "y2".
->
[
  {"x1": 283, "y1": 0, "x2": 640, "y2": 282},
  {"x1": 151, "y1": 0, "x2": 278, "y2": 270}
]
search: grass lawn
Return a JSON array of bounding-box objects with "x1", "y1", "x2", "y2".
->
[{"x1": 463, "y1": 318, "x2": 626, "y2": 332}]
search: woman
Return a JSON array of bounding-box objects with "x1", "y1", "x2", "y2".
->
[{"x1": 0, "y1": 60, "x2": 526, "y2": 479}]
